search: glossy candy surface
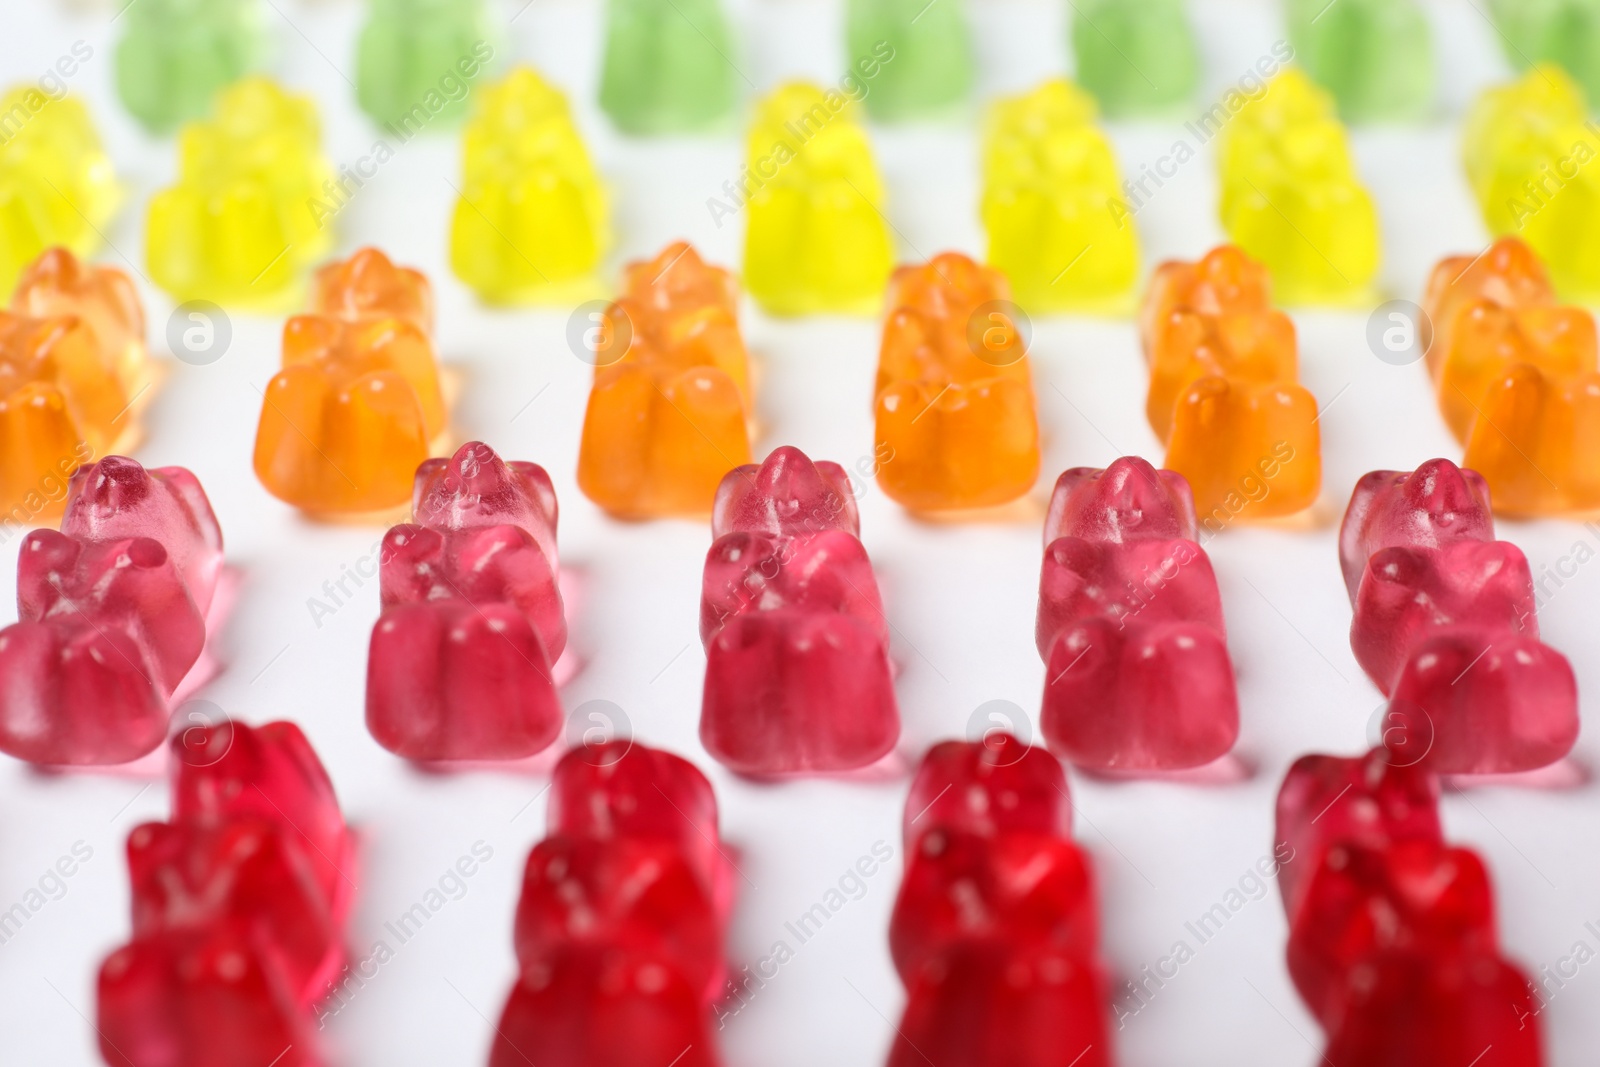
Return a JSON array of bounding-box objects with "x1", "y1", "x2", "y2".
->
[{"x1": 901, "y1": 734, "x2": 1072, "y2": 851}]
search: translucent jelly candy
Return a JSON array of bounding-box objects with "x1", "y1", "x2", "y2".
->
[
  {"x1": 115, "y1": 0, "x2": 267, "y2": 133},
  {"x1": 367, "y1": 442, "x2": 565, "y2": 760},
  {"x1": 1217, "y1": 70, "x2": 1380, "y2": 305},
  {"x1": 599, "y1": 0, "x2": 737, "y2": 133},
  {"x1": 873, "y1": 253, "x2": 1040, "y2": 511},
  {"x1": 1489, "y1": 0, "x2": 1600, "y2": 104},
  {"x1": 902, "y1": 734, "x2": 1072, "y2": 851},
  {"x1": 577, "y1": 242, "x2": 752, "y2": 519},
  {"x1": 308, "y1": 245, "x2": 434, "y2": 334},
  {"x1": 743, "y1": 82, "x2": 894, "y2": 315},
  {"x1": 450, "y1": 66, "x2": 609, "y2": 304},
  {"x1": 1037, "y1": 457, "x2": 1238, "y2": 770},
  {"x1": 146, "y1": 76, "x2": 332, "y2": 305},
  {"x1": 700, "y1": 447, "x2": 899, "y2": 775},
  {"x1": 1273, "y1": 748, "x2": 1443, "y2": 919},
  {"x1": 1462, "y1": 65, "x2": 1600, "y2": 303},
  {"x1": 1341, "y1": 461, "x2": 1579, "y2": 774},
  {"x1": 845, "y1": 0, "x2": 971, "y2": 121},
  {"x1": 11, "y1": 247, "x2": 147, "y2": 397},
  {"x1": 1068, "y1": 0, "x2": 1198, "y2": 117},
  {"x1": 0, "y1": 84, "x2": 118, "y2": 298},
  {"x1": 0, "y1": 458, "x2": 222, "y2": 765},
  {"x1": 1421, "y1": 236, "x2": 1556, "y2": 382},
  {"x1": 981, "y1": 79, "x2": 1138, "y2": 312},
  {"x1": 711, "y1": 443, "x2": 858, "y2": 538},
  {"x1": 254, "y1": 249, "x2": 446, "y2": 515},
  {"x1": 1287, "y1": 0, "x2": 1434, "y2": 122},
  {"x1": 357, "y1": 0, "x2": 497, "y2": 129},
  {"x1": 1141, "y1": 245, "x2": 1321, "y2": 522}
]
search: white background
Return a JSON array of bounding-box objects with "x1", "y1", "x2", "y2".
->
[{"x1": 1, "y1": 0, "x2": 1597, "y2": 1064}]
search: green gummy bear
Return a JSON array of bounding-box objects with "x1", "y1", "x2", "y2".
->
[
  {"x1": 114, "y1": 0, "x2": 267, "y2": 134},
  {"x1": 1288, "y1": 0, "x2": 1434, "y2": 122},
  {"x1": 599, "y1": 0, "x2": 739, "y2": 134},
  {"x1": 845, "y1": 0, "x2": 974, "y2": 122},
  {"x1": 357, "y1": 0, "x2": 499, "y2": 131},
  {"x1": 1070, "y1": 0, "x2": 1198, "y2": 117},
  {"x1": 1490, "y1": 0, "x2": 1600, "y2": 105}
]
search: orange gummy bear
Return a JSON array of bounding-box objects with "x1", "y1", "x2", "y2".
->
[
  {"x1": 1141, "y1": 245, "x2": 1320, "y2": 522},
  {"x1": 254, "y1": 248, "x2": 444, "y2": 515},
  {"x1": 1422, "y1": 236, "x2": 1555, "y2": 382},
  {"x1": 11, "y1": 247, "x2": 148, "y2": 397},
  {"x1": 0, "y1": 310, "x2": 125, "y2": 521},
  {"x1": 873, "y1": 252, "x2": 1039, "y2": 512},
  {"x1": 577, "y1": 242, "x2": 752, "y2": 519}
]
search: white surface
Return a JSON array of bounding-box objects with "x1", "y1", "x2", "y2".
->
[{"x1": 1, "y1": 1, "x2": 1597, "y2": 1065}]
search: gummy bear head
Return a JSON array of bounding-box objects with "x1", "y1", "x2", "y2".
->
[
  {"x1": 712, "y1": 446, "x2": 859, "y2": 538},
  {"x1": 413, "y1": 441, "x2": 558, "y2": 555},
  {"x1": 1045, "y1": 457, "x2": 1199, "y2": 545}
]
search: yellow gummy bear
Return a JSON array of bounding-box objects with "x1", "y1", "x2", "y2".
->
[
  {"x1": 743, "y1": 82, "x2": 893, "y2": 316},
  {"x1": 1217, "y1": 69, "x2": 1379, "y2": 306},
  {"x1": 0, "y1": 85, "x2": 118, "y2": 297},
  {"x1": 450, "y1": 66, "x2": 609, "y2": 305},
  {"x1": 981, "y1": 78, "x2": 1139, "y2": 314},
  {"x1": 1462, "y1": 65, "x2": 1600, "y2": 304},
  {"x1": 147, "y1": 76, "x2": 333, "y2": 307}
]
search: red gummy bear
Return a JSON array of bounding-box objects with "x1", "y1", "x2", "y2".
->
[
  {"x1": 712, "y1": 444, "x2": 859, "y2": 538},
  {"x1": 367, "y1": 442, "x2": 565, "y2": 760},
  {"x1": 1338, "y1": 459, "x2": 1494, "y2": 602},
  {"x1": 1043, "y1": 457, "x2": 1199, "y2": 545},
  {"x1": 902, "y1": 734, "x2": 1071, "y2": 852},
  {"x1": 889, "y1": 941, "x2": 1109, "y2": 1067},
  {"x1": 1322, "y1": 948, "x2": 1542, "y2": 1067},
  {"x1": 127, "y1": 819, "x2": 340, "y2": 1005},
  {"x1": 514, "y1": 835, "x2": 721, "y2": 1001},
  {"x1": 172, "y1": 721, "x2": 354, "y2": 924},
  {"x1": 1287, "y1": 840, "x2": 1497, "y2": 1026},
  {"x1": 699, "y1": 448, "x2": 899, "y2": 776},
  {"x1": 1273, "y1": 748, "x2": 1442, "y2": 920},
  {"x1": 1036, "y1": 537, "x2": 1225, "y2": 649},
  {"x1": 889, "y1": 828, "x2": 1096, "y2": 983},
  {"x1": 98, "y1": 925, "x2": 322, "y2": 1067},
  {"x1": 491, "y1": 945, "x2": 720, "y2": 1067}
]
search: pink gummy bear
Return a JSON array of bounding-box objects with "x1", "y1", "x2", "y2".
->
[
  {"x1": 1342, "y1": 461, "x2": 1578, "y2": 774},
  {"x1": 699, "y1": 447, "x2": 899, "y2": 776},
  {"x1": 1036, "y1": 458, "x2": 1237, "y2": 771},
  {"x1": 902, "y1": 734, "x2": 1071, "y2": 853},
  {"x1": 0, "y1": 457, "x2": 221, "y2": 765},
  {"x1": 1338, "y1": 459, "x2": 1493, "y2": 603},
  {"x1": 172, "y1": 721, "x2": 354, "y2": 924},
  {"x1": 1043, "y1": 456, "x2": 1198, "y2": 545},
  {"x1": 366, "y1": 441, "x2": 565, "y2": 761},
  {"x1": 127, "y1": 819, "x2": 340, "y2": 1005},
  {"x1": 1273, "y1": 748, "x2": 1443, "y2": 921}
]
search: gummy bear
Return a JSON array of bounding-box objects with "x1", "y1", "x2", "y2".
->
[
  {"x1": 1462, "y1": 65, "x2": 1600, "y2": 303},
  {"x1": 367, "y1": 442, "x2": 565, "y2": 761},
  {"x1": 146, "y1": 76, "x2": 334, "y2": 306},
  {"x1": 902, "y1": 734, "x2": 1071, "y2": 852},
  {"x1": 873, "y1": 253, "x2": 1040, "y2": 511},
  {"x1": 11, "y1": 247, "x2": 148, "y2": 398},
  {"x1": 981, "y1": 79, "x2": 1139, "y2": 312},
  {"x1": 1338, "y1": 460, "x2": 1494, "y2": 600},
  {"x1": 889, "y1": 828, "x2": 1097, "y2": 983},
  {"x1": 357, "y1": 0, "x2": 497, "y2": 129},
  {"x1": 450, "y1": 66, "x2": 609, "y2": 304},
  {"x1": 1287, "y1": 840, "x2": 1497, "y2": 1026},
  {"x1": 1462, "y1": 359, "x2": 1600, "y2": 515},
  {"x1": 712, "y1": 444, "x2": 858, "y2": 539},
  {"x1": 599, "y1": 0, "x2": 738, "y2": 133},
  {"x1": 1488, "y1": 0, "x2": 1600, "y2": 125},
  {"x1": 743, "y1": 83, "x2": 894, "y2": 315},
  {"x1": 1286, "y1": 0, "x2": 1434, "y2": 122},
  {"x1": 577, "y1": 242, "x2": 752, "y2": 519},
  {"x1": 1044, "y1": 458, "x2": 1198, "y2": 546},
  {"x1": 0, "y1": 84, "x2": 119, "y2": 298},
  {"x1": 115, "y1": 0, "x2": 268, "y2": 133},
  {"x1": 845, "y1": 0, "x2": 971, "y2": 121},
  {"x1": 1217, "y1": 70, "x2": 1381, "y2": 305},
  {"x1": 1273, "y1": 748, "x2": 1443, "y2": 920},
  {"x1": 1421, "y1": 237, "x2": 1557, "y2": 381},
  {"x1": 1140, "y1": 246, "x2": 1322, "y2": 522},
  {"x1": 1069, "y1": 0, "x2": 1198, "y2": 118},
  {"x1": 700, "y1": 449, "x2": 898, "y2": 775},
  {"x1": 309, "y1": 245, "x2": 434, "y2": 334},
  {"x1": 0, "y1": 458, "x2": 222, "y2": 765},
  {"x1": 253, "y1": 261, "x2": 446, "y2": 515}
]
